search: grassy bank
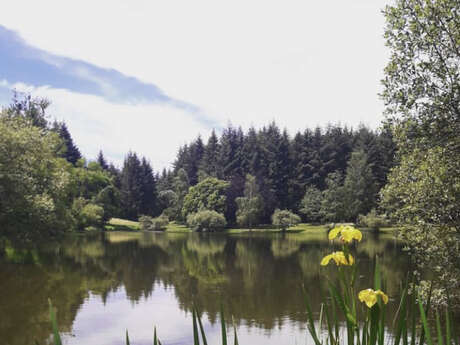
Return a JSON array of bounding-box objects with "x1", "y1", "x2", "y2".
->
[{"x1": 105, "y1": 218, "x2": 398, "y2": 234}]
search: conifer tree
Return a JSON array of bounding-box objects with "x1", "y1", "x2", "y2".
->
[
  {"x1": 139, "y1": 157, "x2": 158, "y2": 216},
  {"x1": 57, "y1": 122, "x2": 82, "y2": 165},
  {"x1": 200, "y1": 130, "x2": 221, "y2": 178},
  {"x1": 120, "y1": 152, "x2": 143, "y2": 220},
  {"x1": 97, "y1": 150, "x2": 109, "y2": 170}
]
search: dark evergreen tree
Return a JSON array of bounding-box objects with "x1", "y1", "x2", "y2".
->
[
  {"x1": 200, "y1": 130, "x2": 220, "y2": 178},
  {"x1": 57, "y1": 122, "x2": 82, "y2": 165},
  {"x1": 97, "y1": 150, "x2": 109, "y2": 170},
  {"x1": 108, "y1": 163, "x2": 122, "y2": 190},
  {"x1": 120, "y1": 152, "x2": 143, "y2": 220},
  {"x1": 186, "y1": 136, "x2": 205, "y2": 185},
  {"x1": 157, "y1": 168, "x2": 174, "y2": 192},
  {"x1": 139, "y1": 157, "x2": 158, "y2": 216},
  {"x1": 167, "y1": 122, "x2": 395, "y2": 225}
]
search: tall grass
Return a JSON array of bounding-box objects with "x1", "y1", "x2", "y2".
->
[{"x1": 42, "y1": 226, "x2": 457, "y2": 345}]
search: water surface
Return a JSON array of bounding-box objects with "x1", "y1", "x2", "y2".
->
[{"x1": 0, "y1": 231, "x2": 408, "y2": 345}]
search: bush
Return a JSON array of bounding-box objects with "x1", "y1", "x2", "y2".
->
[
  {"x1": 139, "y1": 215, "x2": 169, "y2": 231},
  {"x1": 271, "y1": 209, "x2": 301, "y2": 231},
  {"x1": 186, "y1": 210, "x2": 227, "y2": 232},
  {"x1": 73, "y1": 198, "x2": 104, "y2": 230},
  {"x1": 357, "y1": 209, "x2": 389, "y2": 231}
]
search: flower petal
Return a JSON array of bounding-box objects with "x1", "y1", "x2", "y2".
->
[
  {"x1": 359, "y1": 289, "x2": 378, "y2": 308},
  {"x1": 328, "y1": 227, "x2": 341, "y2": 240},
  {"x1": 376, "y1": 290, "x2": 389, "y2": 304},
  {"x1": 321, "y1": 254, "x2": 333, "y2": 266}
]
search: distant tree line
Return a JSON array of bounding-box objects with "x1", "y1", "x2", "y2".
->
[
  {"x1": 1, "y1": 92, "x2": 396, "y2": 235},
  {"x1": 0, "y1": 92, "x2": 159, "y2": 236},
  {"x1": 155, "y1": 122, "x2": 395, "y2": 227}
]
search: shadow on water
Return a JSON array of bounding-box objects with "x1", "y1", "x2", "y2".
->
[{"x1": 0, "y1": 231, "x2": 410, "y2": 345}]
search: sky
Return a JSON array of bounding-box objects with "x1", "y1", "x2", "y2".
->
[{"x1": 0, "y1": 0, "x2": 390, "y2": 170}]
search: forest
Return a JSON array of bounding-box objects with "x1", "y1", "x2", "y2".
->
[
  {"x1": 0, "y1": 0, "x2": 459, "y2": 338},
  {"x1": 0, "y1": 91, "x2": 397, "y2": 234}
]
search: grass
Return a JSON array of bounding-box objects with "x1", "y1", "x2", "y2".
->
[
  {"x1": 105, "y1": 218, "x2": 399, "y2": 235},
  {"x1": 105, "y1": 218, "x2": 140, "y2": 231}
]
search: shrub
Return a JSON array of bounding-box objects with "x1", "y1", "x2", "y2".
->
[
  {"x1": 139, "y1": 215, "x2": 169, "y2": 231},
  {"x1": 186, "y1": 210, "x2": 227, "y2": 232},
  {"x1": 271, "y1": 209, "x2": 301, "y2": 231},
  {"x1": 357, "y1": 209, "x2": 389, "y2": 231},
  {"x1": 72, "y1": 198, "x2": 104, "y2": 230}
]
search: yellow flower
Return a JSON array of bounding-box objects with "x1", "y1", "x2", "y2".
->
[
  {"x1": 328, "y1": 225, "x2": 362, "y2": 243},
  {"x1": 320, "y1": 251, "x2": 354, "y2": 266},
  {"x1": 358, "y1": 289, "x2": 389, "y2": 308}
]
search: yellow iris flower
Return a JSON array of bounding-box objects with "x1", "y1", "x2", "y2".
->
[
  {"x1": 358, "y1": 289, "x2": 389, "y2": 308},
  {"x1": 328, "y1": 225, "x2": 362, "y2": 243},
  {"x1": 320, "y1": 251, "x2": 354, "y2": 266}
]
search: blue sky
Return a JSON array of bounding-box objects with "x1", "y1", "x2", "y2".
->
[{"x1": 0, "y1": 0, "x2": 390, "y2": 170}]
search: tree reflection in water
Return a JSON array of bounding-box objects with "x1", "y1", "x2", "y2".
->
[{"x1": 0, "y1": 231, "x2": 409, "y2": 345}]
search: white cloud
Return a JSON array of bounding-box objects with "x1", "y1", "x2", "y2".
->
[
  {"x1": 0, "y1": 0, "x2": 390, "y2": 136},
  {"x1": 9, "y1": 82, "x2": 214, "y2": 170}
]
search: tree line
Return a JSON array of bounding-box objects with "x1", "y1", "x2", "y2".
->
[
  {"x1": 0, "y1": 93, "x2": 159, "y2": 236},
  {"x1": 152, "y1": 122, "x2": 395, "y2": 227}
]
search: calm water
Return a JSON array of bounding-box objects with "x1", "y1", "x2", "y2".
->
[{"x1": 0, "y1": 231, "x2": 409, "y2": 345}]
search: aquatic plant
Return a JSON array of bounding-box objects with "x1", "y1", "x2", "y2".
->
[{"x1": 304, "y1": 225, "x2": 459, "y2": 345}]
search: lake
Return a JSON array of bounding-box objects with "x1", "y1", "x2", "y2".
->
[{"x1": 0, "y1": 230, "x2": 409, "y2": 345}]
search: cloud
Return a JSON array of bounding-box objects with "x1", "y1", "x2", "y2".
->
[
  {"x1": 0, "y1": 0, "x2": 390, "y2": 135},
  {"x1": 0, "y1": 25, "x2": 221, "y2": 130},
  {"x1": 1, "y1": 81, "x2": 213, "y2": 170}
]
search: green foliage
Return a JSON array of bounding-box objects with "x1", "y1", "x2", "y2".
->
[
  {"x1": 300, "y1": 186, "x2": 323, "y2": 223},
  {"x1": 72, "y1": 198, "x2": 104, "y2": 230},
  {"x1": 120, "y1": 152, "x2": 158, "y2": 220},
  {"x1": 271, "y1": 209, "x2": 301, "y2": 231},
  {"x1": 235, "y1": 174, "x2": 262, "y2": 229},
  {"x1": 157, "y1": 190, "x2": 178, "y2": 219},
  {"x1": 186, "y1": 210, "x2": 227, "y2": 232},
  {"x1": 174, "y1": 123, "x2": 394, "y2": 224},
  {"x1": 320, "y1": 172, "x2": 346, "y2": 223},
  {"x1": 357, "y1": 210, "x2": 389, "y2": 232},
  {"x1": 172, "y1": 168, "x2": 190, "y2": 221},
  {"x1": 139, "y1": 215, "x2": 169, "y2": 231},
  {"x1": 343, "y1": 150, "x2": 376, "y2": 221},
  {"x1": 381, "y1": 0, "x2": 460, "y2": 304},
  {"x1": 182, "y1": 177, "x2": 229, "y2": 219},
  {"x1": 0, "y1": 114, "x2": 75, "y2": 236},
  {"x1": 55, "y1": 122, "x2": 82, "y2": 165}
]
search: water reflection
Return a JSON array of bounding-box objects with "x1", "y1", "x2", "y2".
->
[{"x1": 0, "y1": 231, "x2": 408, "y2": 345}]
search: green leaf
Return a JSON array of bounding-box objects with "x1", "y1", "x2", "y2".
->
[
  {"x1": 125, "y1": 330, "x2": 130, "y2": 345},
  {"x1": 48, "y1": 299, "x2": 62, "y2": 345},
  {"x1": 417, "y1": 292, "x2": 433, "y2": 345},
  {"x1": 196, "y1": 308, "x2": 208, "y2": 345},
  {"x1": 435, "y1": 310, "x2": 444, "y2": 345},
  {"x1": 193, "y1": 308, "x2": 200, "y2": 345},
  {"x1": 220, "y1": 304, "x2": 227, "y2": 345}
]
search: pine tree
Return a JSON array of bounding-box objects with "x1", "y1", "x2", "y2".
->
[
  {"x1": 200, "y1": 130, "x2": 220, "y2": 178},
  {"x1": 97, "y1": 150, "x2": 109, "y2": 170},
  {"x1": 139, "y1": 157, "x2": 158, "y2": 216},
  {"x1": 187, "y1": 136, "x2": 205, "y2": 185},
  {"x1": 57, "y1": 122, "x2": 82, "y2": 165},
  {"x1": 120, "y1": 152, "x2": 143, "y2": 220}
]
